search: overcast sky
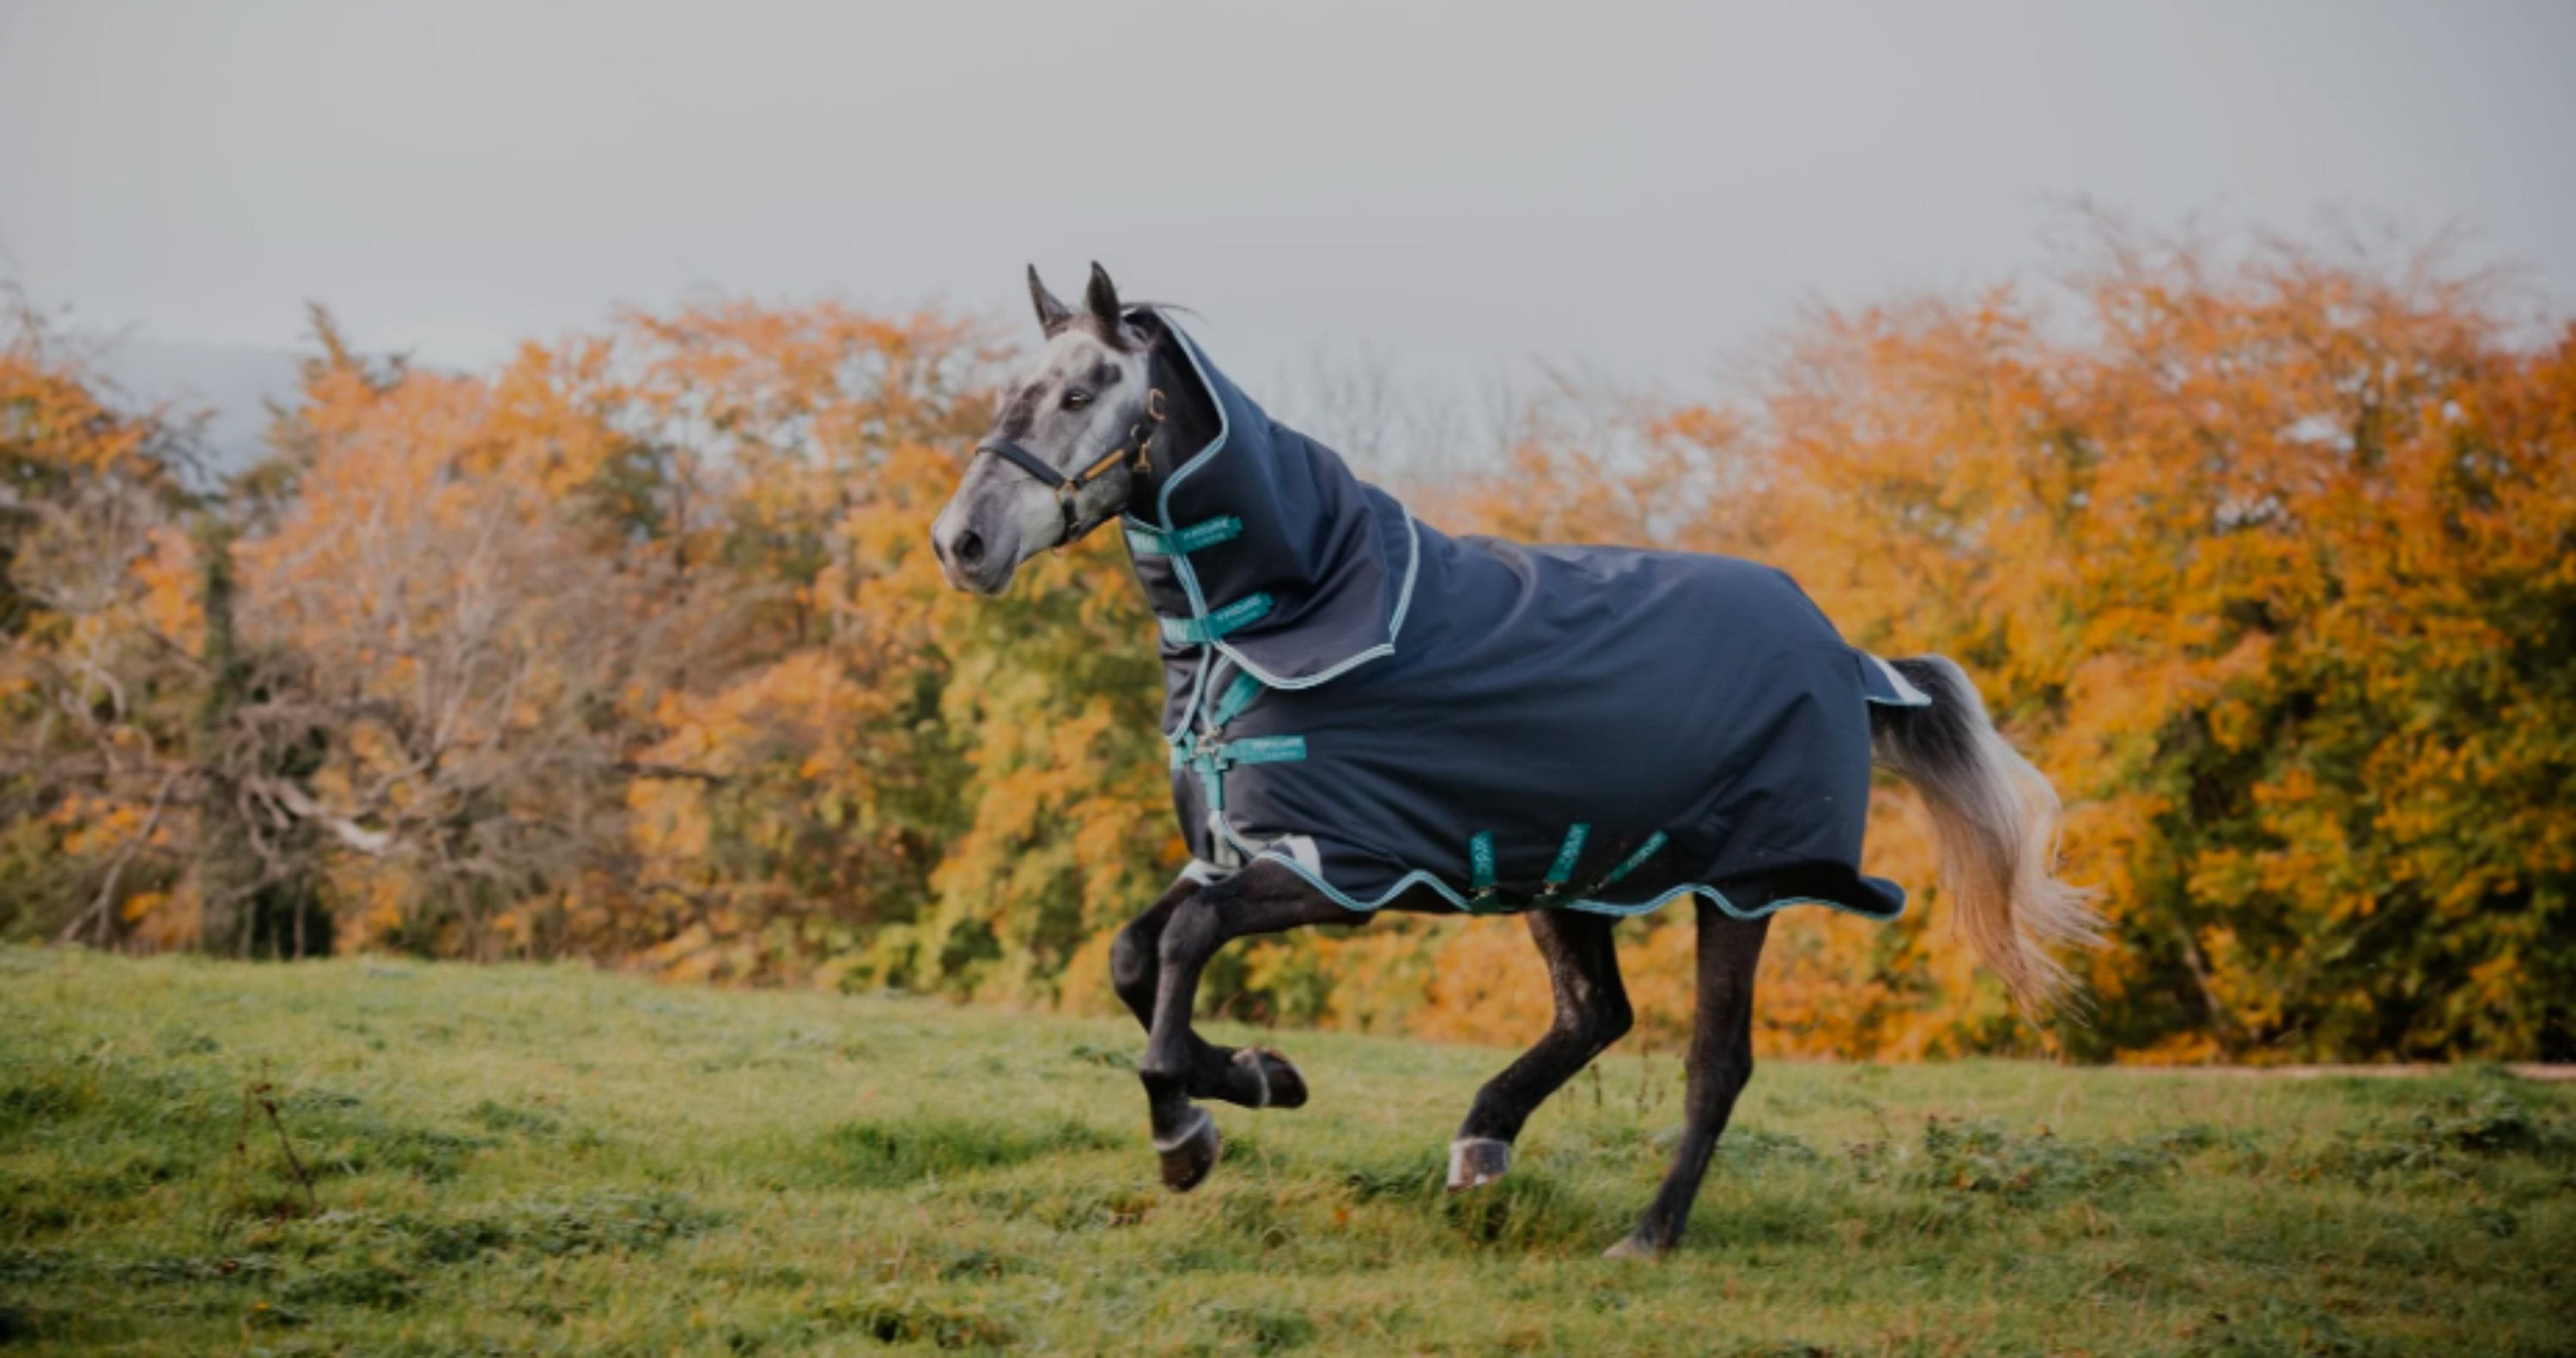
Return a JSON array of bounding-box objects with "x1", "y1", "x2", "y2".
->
[{"x1": 4, "y1": 1, "x2": 2573, "y2": 397}]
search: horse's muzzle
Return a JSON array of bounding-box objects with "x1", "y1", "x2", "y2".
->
[{"x1": 931, "y1": 511, "x2": 1014, "y2": 595}]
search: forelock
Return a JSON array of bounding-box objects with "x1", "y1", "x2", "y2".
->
[{"x1": 1047, "y1": 324, "x2": 1146, "y2": 377}]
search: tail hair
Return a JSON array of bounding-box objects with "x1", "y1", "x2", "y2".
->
[{"x1": 1871, "y1": 656, "x2": 2100, "y2": 1017}]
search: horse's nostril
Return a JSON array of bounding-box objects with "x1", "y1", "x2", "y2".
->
[{"x1": 954, "y1": 530, "x2": 986, "y2": 567}]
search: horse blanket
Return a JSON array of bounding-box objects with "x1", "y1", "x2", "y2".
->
[{"x1": 1125, "y1": 324, "x2": 1927, "y2": 920}]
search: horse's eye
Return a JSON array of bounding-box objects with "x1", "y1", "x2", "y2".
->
[{"x1": 1062, "y1": 391, "x2": 1091, "y2": 411}]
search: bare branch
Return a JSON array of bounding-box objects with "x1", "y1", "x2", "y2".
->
[{"x1": 58, "y1": 772, "x2": 179, "y2": 946}]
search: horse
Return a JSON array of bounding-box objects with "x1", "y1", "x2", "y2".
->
[{"x1": 928, "y1": 263, "x2": 2098, "y2": 1260}]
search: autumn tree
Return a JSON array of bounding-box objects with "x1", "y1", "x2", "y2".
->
[
  {"x1": 12, "y1": 221, "x2": 2567, "y2": 1064},
  {"x1": 0, "y1": 295, "x2": 204, "y2": 947},
  {"x1": 1449, "y1": 221, "x2": 2575, "y2": 1062}
]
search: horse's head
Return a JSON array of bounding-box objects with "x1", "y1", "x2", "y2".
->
[{"x1": 932, "y1": 263, "x2": 1166, "y2": 594}]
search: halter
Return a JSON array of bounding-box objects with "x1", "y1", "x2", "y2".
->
[{"x1": 972, "y1": 384, "x2": 1169, "y2": 550}]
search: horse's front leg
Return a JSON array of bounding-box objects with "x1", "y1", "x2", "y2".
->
[
  {"x1": 1137, "y1": 861, "x2": 1351, "y2": 1191},
  {"x1": 1447, "y1": 908, "x2": 1631, "y2": 1191},
  {"x1": 1109, "y1": 874, "x2": 1311, "y2": 1111}
]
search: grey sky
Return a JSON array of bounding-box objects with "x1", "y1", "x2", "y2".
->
[{"x1": 4, "y1": 1, "x2": 2573, "y2": 399}]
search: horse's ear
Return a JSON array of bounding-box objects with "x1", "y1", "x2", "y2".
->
[
  {"x1": 1085, "y1": 262, "x2": 1122, "y2": 327},
  {"x1": 1029, "y1": 265, "x2": 1073, "y2": 336}
]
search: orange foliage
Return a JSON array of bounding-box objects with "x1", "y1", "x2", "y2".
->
[
  {"x1": 0, "y1": 303, "x2": 202, "y2": 949},
  {"x1": 9, "y1": 221, "x2": 2570, "y2": 1063},
  {"x1": 1427, "y1": 224, "x2": 2576, "y2": 1061}
]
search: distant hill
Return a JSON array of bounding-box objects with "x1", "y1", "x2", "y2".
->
[{"x1": 86, "y1": 336, "x2": 303, "y2": 484}]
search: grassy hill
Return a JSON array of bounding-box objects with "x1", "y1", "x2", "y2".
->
[{"x1": 3, "y1": 948, "x2": 2570, "y2": 1355}]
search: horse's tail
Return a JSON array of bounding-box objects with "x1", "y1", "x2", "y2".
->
[{"x1": 1869, "y1": 655, "x2": 2099, "y2": 1016}]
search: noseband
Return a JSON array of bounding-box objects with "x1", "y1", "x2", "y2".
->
[{"x1": 973, "y1": 385, "x2": 1168, "y2": 550}]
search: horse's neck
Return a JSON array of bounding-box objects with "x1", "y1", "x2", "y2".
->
[{"x1": 1139, "y1": 339, "x2": 1220, "y2": 506}]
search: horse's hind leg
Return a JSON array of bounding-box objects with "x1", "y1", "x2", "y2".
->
[
  {"x1": 1137, "y1": 862, "x2": 1351, "y2": 1191},
  {"x1": 1109, "y1": 874, "x2": 1314, "y2": 1112},
  {"x1": 1448, "y1": 909, "x2": 1631, "y2": 1191},
  {"x1": 1606, "y1": 904, "x2": 1770, "y2": 1260}
]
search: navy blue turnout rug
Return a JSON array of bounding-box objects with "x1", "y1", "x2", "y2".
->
[{"x1": 1127, "y1": 324, "x2": 1929, "y2": 921}]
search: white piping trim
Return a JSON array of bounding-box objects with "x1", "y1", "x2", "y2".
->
[
  {"x1": 1273, "y1": 834, "x2": 1322, "y2": 876},
  {"x1": 1153, "y1": 325, "x2": 1233, "y2": 532},
  {"x1": 1191, "y1": 653, "x2": 1239, "y2": 740},
  {"x1": 1863, "y1": 652, "x2": 1935, "y2": 707},
  {"x1": 1242, "y1": 846, "x2": 1909, "y2": 925},
  {"x1": 1212, "y1": 805, "x2": 1269, "y2": 864},
  {"x1": 1147, "y1": 324, "x2": 1413, "y2": 694},
  {"x1": 1151, "y1": 1105, "x2": 1214, "y2": 1154},
  {"x1": 1212, "y1": 501, "x2": 1420, "y2": 692},
  {"x1": 1386, "y1": 504, "x2": 1423, "y2": 638},
  {"x1": 1158, "y1": 635, "x2": 1216, "y2": 746},
  {"x1": 1151, "y1": 329, "x2": 1229, "y2": 747}
]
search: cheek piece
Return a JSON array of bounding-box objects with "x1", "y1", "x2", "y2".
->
[{"x1": 972, "y1": 386, "x2": 1168, "y2": 551}]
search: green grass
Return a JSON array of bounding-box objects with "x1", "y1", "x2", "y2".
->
[{"x1": 3, "y1": 948, "x2": 2571, "y2": 1356}]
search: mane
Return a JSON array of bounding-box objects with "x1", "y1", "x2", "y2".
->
[{"x1": 1117, "y1": 303, "x2": 1200, "y2": 354}]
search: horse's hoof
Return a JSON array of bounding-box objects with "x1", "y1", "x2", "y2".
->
[
  {"x1": 1446, "y1": 1137, "x2": 1511, "y2": 1192},
  {"x1": 1601, "y1": 1233, "x2": 1669, "y2": 1263},
  {"x1": 1155, "y1": 1106, "x2": 1220, "y2": 1192},
  {"x1": 1233, "y1": 1046, "x2": 1309, "y2": 1110}
]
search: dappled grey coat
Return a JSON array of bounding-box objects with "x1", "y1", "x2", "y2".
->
[{"x1": 1126, "y1": 325, "x2": 1928, "y2": 921}]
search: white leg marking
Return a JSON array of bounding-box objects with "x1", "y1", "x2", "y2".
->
[
  {"x1": 1447, "y1": 1137, "x2": 1512, "y2": 1191},
  {"x1": 1153, "y1": 1106, "x2": 1215, "y2": 1154},
  {"x1": 1232, "y1": 1046, "x2": 1272, "y2": 1108}
]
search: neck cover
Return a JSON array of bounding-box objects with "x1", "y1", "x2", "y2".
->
[{"x1": 1127, "y1": 324, "x2": 1927, "y2": 922}]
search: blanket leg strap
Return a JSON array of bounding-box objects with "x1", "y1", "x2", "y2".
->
[
  {"x1": 1582, "y1": 832, "x2": 1669, "y2": 897},
  {"x1": 1529, "y1": 822, "x2": 1591, "y2": 906},
  {"x1": 1464, "y1": 832, "x2": 1505, "y2": 912}
]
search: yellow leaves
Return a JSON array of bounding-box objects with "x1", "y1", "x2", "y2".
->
[
  {"x1": 1410, "y1": 919, "x2": 1554, "y2": 1045},
  {"x1": 1419, "y1": 224, "x2": 2576, "y2": 1060},
  {"x1": 0, "y1": 344, "x2": 163, "y2": 485},
  {"x1": 326, "y1": 863, "x2": 414, "y2": 954},
  {"x1": 2114, "y1": 1031, "x2": 2225, "y2": 1067},
  {"x1": 18, "y1": 234, "x2": 2559, "y2": 1059}
]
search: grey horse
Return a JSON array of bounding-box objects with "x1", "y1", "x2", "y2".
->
[{"x1": 929, "y1": 264, "x2": 2095, "y2": 1259}]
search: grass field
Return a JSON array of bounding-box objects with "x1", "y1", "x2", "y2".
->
[{"x1": 2, "y1": 948, "x2": 2570, "y2": 1356}]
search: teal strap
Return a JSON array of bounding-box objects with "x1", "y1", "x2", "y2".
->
[
  {"x1": 1169, "y1": 734, "x2": 1306, "y2": 770},
  {"x1": 1126, "y1": 516, "x2": 1243, "y2": 558},
  {"x1": 1215, "y1": 735, "x2": 1306, "y2": 765},
  {"x1": 1596, "y1": 832, "x2": 1668, "y2": 888},
  {"x1": 1458, "y1": 831, "x2": 1510, "y2": 912},
  {"x1": 1210, "y1": 671, "x2": 1265, "y2": 728},
  {"x1": 1181, "y1": 734, "x2": 1306, "y2": 812},
  {"x1": 1159, "y1": 593, "x2": 1273, "y2": 646},
  {"x1": 1543, "y1": 824, "x2": 1591, "y2": 888}
]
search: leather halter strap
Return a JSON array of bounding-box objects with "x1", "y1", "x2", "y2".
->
[{"x1": 971, "y1": 385, "x2": 1168, "y2": 550}]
